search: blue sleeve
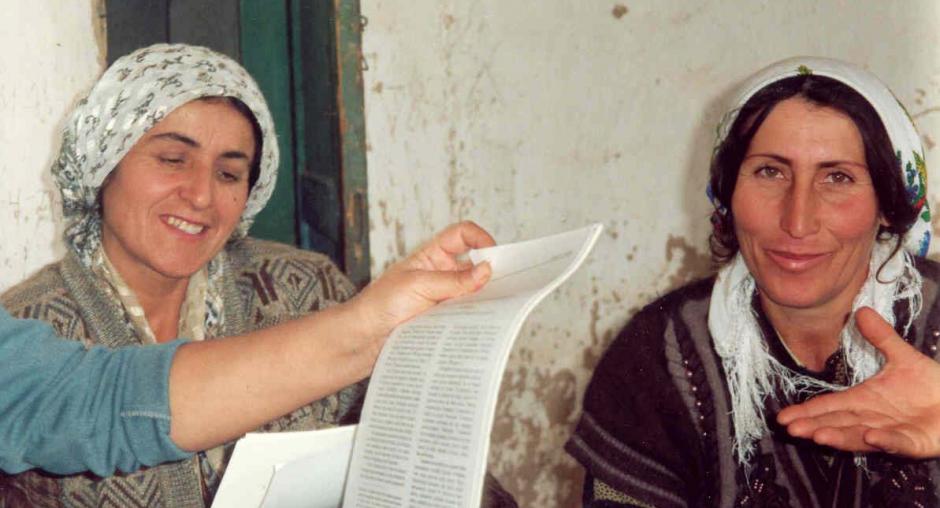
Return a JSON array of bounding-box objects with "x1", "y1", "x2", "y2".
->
[{"x1": 0, "y1": 305, "x2": 193, "y2": 476}]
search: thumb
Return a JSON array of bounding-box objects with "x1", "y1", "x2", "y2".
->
[
  {"x1": 864, "y1": 427, "x2": 915, "y2": 457},
  {"x1": 855, "y1": 306, "x2": 917, "y2": 362},
  {"x1": 414, "y1": 261, "x2": 491, "y2": 303}
]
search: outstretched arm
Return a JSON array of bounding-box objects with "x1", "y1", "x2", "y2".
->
[
  {"x1": 1, "y1": 221, "x2": 493, "y2": 476},
  {"x1": 777, "y1": 306, "x2": 940, "y2": 458},
  {"x1": 168, "y1": 221, "x2": 494, "y2": 451}
]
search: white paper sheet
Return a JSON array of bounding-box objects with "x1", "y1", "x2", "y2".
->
[
  {"x1": 213, "y1": 224, "x2": 602, "y2": 508},
  {"x1": 212, "y1": 425, "x2": 356, "y2": 508},
  {"x1": 343, "y1": 224, "x2": 602, "y2": 507}
]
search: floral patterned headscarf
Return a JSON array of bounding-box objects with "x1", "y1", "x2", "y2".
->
[
  {"x1": 53, "y1": 43, "x2": 279, "y2": 266},
  {"x1": 706, "y1": 57, "x2": 931, "y2": 466}
]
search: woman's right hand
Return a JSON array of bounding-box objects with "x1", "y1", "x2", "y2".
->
[
  {"x1": 777, "y1": 306, "x2": 940, "y2": 458},
  {"x1": 346, "y1": 221, "x2": 494, "y2": 360}
]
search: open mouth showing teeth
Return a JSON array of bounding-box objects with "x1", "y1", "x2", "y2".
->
[{"x1": 166, "y1": 216, "x2": 206, "y2": 235}]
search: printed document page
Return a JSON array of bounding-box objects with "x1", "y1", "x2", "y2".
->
[{"x1": 342, "y1": 224, "x2": 602, "y2": 508}]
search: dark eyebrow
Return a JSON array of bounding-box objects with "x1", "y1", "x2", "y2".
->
[
  {"x1": 744, "y1": 153, "x2": 866, "y2": 169},
  {"x1": 220, "y1": 150, "x2": 250, "y2": 161},
  {"x1": 819, "y1": 160, "x2": 867, "y2": 169},
  {"x1": 150, "y1": 132, "x2": 199, "y2": 147},
  {"x1": 744, "y1": 153, "x2": 791, "y2": 164},
  {"x1": 150, "y1": 132, "x2": 250, "y2": 161}
]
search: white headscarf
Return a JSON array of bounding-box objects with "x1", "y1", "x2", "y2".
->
[
  {"x1": 706, "y1": 57, "x2": 930, "y2": 465},
  {"x1": 52, "y1": 43, "x2": 280, "y2": 266}
]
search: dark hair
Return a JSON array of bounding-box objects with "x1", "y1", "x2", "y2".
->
[
  {"x1": 708, "y1": 75, "x2": 918, "y2": 264},
  {"x1": 201, "y1": 96, "x2": 264, "y2": 191}
]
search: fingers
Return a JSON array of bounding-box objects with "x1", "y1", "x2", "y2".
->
[
  {"x1": 815, "y1": 426, "x2": 926, "y2": 457},
  {"x1": 809, "y1": 426, "x2": 881, "y2": 453},
  {"x1": 453, "y1": 259, "x2": 474, "y2": 271},
  {"x1": 781, "y1": 410, "x2": 892, "y2": 453},
  {"x1": 855, "y1": 307, "x2": 918, "y2": 361},
  {"x1": 778, "y1": 389, "x2": 869, "y2": 423},
  {"x1": 782, "y1": 423, "x2": 919, "y2": 456},
  {"x1": 779, "y1": 406, "x2": 928, "y2": 457},
  {"x1": 784, "y1": 410, "x2": 895, "y2": 439},
  {"x1": 412, "y1": 261, "x2": 492, "y2": 303},
  {"x1": 413, "y1": 222, "x2": 496, "y2": 270},
  {"x1": 863, "y1": 427, "x2": 918, "y2": 457},
  {"x1": 433, "y1": 221, "x2": 496, "y2": 253}
]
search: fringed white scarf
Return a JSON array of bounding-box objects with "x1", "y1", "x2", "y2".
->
[{"x1": 708, "y1": 240, "x2": 923, "y2": 466}]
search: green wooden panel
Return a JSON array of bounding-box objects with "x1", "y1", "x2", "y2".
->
[
  {"x1": 291, "y1": 0, "x2": 370, "y2": 285},
  {"x1": 334, "y1": 0, "x2": 371, "y2": 286},
  {"x1": 241, "y1": 0, "x2": 298, "y2": 245},
  {"x1": 293, "y1": 1, "x2": 343, "y2": 264}
]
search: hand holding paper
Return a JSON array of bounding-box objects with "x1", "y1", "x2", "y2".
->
[{"x1": 213, "y1": 224, "x2": 602, "y2": 508}]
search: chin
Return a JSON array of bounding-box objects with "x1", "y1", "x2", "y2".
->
[
  {"x1": 149, "y1": 257, "x2": 212, "y2": 279},
  {"x1": 758, "y1": 280, "x2": 833, "y2": 310}
]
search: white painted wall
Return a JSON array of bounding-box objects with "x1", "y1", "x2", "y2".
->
[
  {"x1": 360, "y1": 1, "x2": 940, "y2": 506},
  {"x1": 5, "y1": 2, "x2": 940, "y2": 507},
  {"x1": 0, "y1": 2, "x2": 101, "y2": 290}
]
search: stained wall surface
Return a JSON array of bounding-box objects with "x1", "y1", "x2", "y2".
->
[
  {"x1": 4, "y1": 2, "x2": 940, "y2": 507},
  {"x1": 359, "y1": 1, "x2": 940, "y2": 506},
  {"x1": 0, "y1": 2, "x2": 102, "y2": 289}
]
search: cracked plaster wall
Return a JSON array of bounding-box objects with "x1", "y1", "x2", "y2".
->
[
  {"x1": 0, "y1": 2, "x2": 101, "y2": 290},
  {"x1": 4, "y1": 2, "x2": 940, "y2": 507},
  {"x1": 360, "y1": 1, "x2": 940, "y2": 506}
]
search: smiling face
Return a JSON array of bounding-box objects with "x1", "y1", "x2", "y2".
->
[
  {"x1": 100, "y1": 99, "x2": 256, "y2": 288},
  {"x1": 731, "y1": 97, "x2": 882, "y2": 315}
]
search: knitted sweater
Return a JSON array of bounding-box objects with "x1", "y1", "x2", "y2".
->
[
  {"x1": 0, "y1": 238, "x2": 364, "y2": 508},
  {"x1": 568, "y1": 257, "x2": 940, "y2": 507}
]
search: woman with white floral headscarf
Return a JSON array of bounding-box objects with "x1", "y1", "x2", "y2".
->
[
  {"x1": 0, "y1": 43, "x2": 359, "y2": 507},
  {"x1": 567, "y1": 57, "x2": 940, "y2": 507},
  {"x1": 0, "y1": 44, "x2": 520, "y2": 507}
]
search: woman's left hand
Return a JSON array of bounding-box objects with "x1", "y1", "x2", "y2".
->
[{"x1": 777, "y1": 306, "x2": 940, "y2": 458}]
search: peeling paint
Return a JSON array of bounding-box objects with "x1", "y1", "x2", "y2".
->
[
  {"x1": 913, "y1": 105, "x2": 940, "y2": 119},
  {"x1": 394, "y1": 219, "x2": 407, "y2": 257},
  {"x1": 359, "y1": 2, "x2": 940, "y2": 506},
  {"x1": 20, "y1": 7, "x2": 940, "y2": 507},
  {"x1": 377, "y1": 200, "x2": 392, "y2": 227},
  {"x1": 1, "y1": 1, "x2": 100, "y2": 291},
  {"x1": 626, "y1": 245, "x2": 638, "y2": 261},
  {"x1": 92, "y1": 0, "x2": 107, "y2": 67},
  {"x1": 665, "y1": 234, "x2": 714, "y2": 288},
  {"x1": 442, "y1": 13, "x2": 456, "y2": 29},
  {"x1": 491, "y1": 361, "x2": 582, "y2": 507}
]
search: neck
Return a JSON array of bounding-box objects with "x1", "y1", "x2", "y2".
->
[
  {"x1": 104, "y1": 249, "x2": 190, "y2": 344},
  {"x1": 759, "y1": 296, "x2": 847, "y2": 371},
  {"x1": 134, "y1": 280, "x2": 189, "y2": 343}
]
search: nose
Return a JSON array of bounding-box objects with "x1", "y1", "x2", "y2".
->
[
  {"x1": 779, "y1": 181, "x2": 820, "y2": 239},
  {"x1": 179, "y1": 164, "x2": 214, "y2": 209}
]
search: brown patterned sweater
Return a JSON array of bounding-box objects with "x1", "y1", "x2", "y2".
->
[{"x1": 0, "y1": 238, "x2": 365, "y2": 508}]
